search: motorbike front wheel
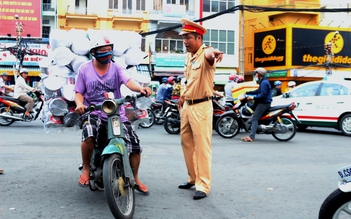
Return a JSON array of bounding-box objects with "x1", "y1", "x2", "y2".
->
[
  {"x1": 139, "y1": 109, "x2": 155, "y2": 128},
  {"x1": 318, "y1": 188, "x2": 351, "y2": 219},
  {"x1": 164, "y1": 115, "x2": 180, "y2": 134},
  {"x1": 272, "y1": 117, "x2": 296, "y2": 141},
  {"x1": 0, "y1": 106, "x2": 15, "y2": 126},
  {"x1": 216, "y1": 115, "x2": 240, "y2": 138},
  {"x1": 103, "y1": 154, "x2": 135, "y2": 219}
]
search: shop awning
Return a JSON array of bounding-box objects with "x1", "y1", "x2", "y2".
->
[{"x1": 0, "y1": 66, "x2": 41, "y2": 76}]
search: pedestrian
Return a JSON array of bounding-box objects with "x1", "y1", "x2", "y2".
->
[
  {"x1": 241, "y1": 67, "x2": 272, "y2": 142},
  {"x1": 74, "y1": 36, "x2": 151, "y2": 194},
  {"x1": 271, "y1": 80, "x2": 282, "y2": 97},
  {"x1": 177, "y1": 18, "x2": 224, "y2": 200}
]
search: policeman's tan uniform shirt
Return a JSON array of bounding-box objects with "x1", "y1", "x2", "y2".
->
[{"x1": 181, "y1": 44, "x2": 216, "y2": 194}]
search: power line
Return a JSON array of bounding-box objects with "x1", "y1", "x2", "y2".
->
[{"x1": 140, "y1": 5, "x2": 351, "y2": 36}]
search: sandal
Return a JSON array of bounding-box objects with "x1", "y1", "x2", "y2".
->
[
  {"x1": 78, "y1": 175, "x2": 90, "y2": 187},
  {"x1": 241, "y1": 136, "x2": 254, "y2": 142},
  {"x1": 135, "y1": 183, "x2": 149, "y2": 195}
]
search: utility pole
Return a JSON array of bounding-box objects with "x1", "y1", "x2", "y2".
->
[
  {"x1": 14, "y1": 14, "x2": 23, "y2": 81},
  {"x1": 239, "y1": 1, "x2": 245, "y2": 76}
]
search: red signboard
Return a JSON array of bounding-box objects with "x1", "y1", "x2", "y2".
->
[{"x1": 0, "y1": 0, "x2": 41, "y2": 38}]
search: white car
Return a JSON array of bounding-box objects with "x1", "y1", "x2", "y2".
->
[{"x1": 272, "y1": 77, "x2": 351, "y2": 136}]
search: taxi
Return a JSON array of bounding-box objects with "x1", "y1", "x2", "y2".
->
[{"x1": 272, "y1": 76, "x2": 351, "y2": 136}]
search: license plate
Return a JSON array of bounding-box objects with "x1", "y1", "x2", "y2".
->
[
  {"x1": 338, "y1": 165, "x2": 351, "y2": 183},
  {"x1": 112, "y1": 117, "x2": 121, "y2": 135}
]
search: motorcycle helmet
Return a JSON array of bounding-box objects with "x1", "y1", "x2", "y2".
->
[
  {"x1": 274, "y1": 80, "x2": 282, "y2": 86},
  {"x1": 288, "y1": 81, "x2": 296, "y2": 87},
  {"x1": 161, "y1": 77, "x2": 168, "y2": 83},
  {"x1": 176, "y1": 76, "x2": 184, "y2": 83},
  {"x1": 20, "y1": 68, "x2": 29, "y2": 74},
  {"x1": 228, "y1": 74, "x2": 238, "y2": 81},
  {"x1": 167, "y1": 76, "x2": 175, "y2": 83},
  {"x1": 254, "y1": 67, "x2": 267, "y2": 77},
  {"x1": 236, "y1": 75, "x2": 245, "y2": 83},
  {"x1": 89, "y1": 36, "x2": 114, "y2": 53}
]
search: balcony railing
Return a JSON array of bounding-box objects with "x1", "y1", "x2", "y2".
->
[
  {"x1": 42, "y1": 3, "x2": 55, "y2": 11},
  {"x1": 66, "y1": 6, "x2": 97, "y2": 15}
]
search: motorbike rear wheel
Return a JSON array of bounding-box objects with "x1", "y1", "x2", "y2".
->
[
  {"x1": 164, "y1": 114, "x2": 180, "y2": 134},
  {"x1": 0, "y1": 106, "x2": 15, "y2": 126},
  {"x1": 103, "y1": 153, "x2": 135, "y2": 219},
  {"x1": 139, "y1": 109, "x2": 155, "y2": 128},
  {"x1": 318, "y1": 188, "x2": 351, "y2": 219},
  {"x1": 216, "y1": 115, "x2": 240, "y2": 138},
  {"x1": 272, "y1": 117, "x2": 296, "y2": 141}
]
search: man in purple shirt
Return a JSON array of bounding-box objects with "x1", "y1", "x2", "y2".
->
[{"x1": 74, "y1": 36, "x2": 151, "y2": 194}]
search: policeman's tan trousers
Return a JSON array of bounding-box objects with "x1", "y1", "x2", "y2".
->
[{"x1": 180, "y1": 100, "x2": 213, "y2": 194}]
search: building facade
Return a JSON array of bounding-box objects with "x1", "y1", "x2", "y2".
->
[{"x1": 242, "y1": 0, "x2": 351, "y2": 89}]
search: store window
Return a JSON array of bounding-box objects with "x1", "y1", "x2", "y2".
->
[
  {"x1": 155, "y1": 31, "x2": 184, "y2": 53},
  {"x1": 203, "y1": 0, "x2": 235, "y2": 13},
  {"x1": 109, "y1": 0, "x2": 118, "y2": 9},
  {"x1": 108, "y1": 0, "x2": 145, "y2": 11},
  {"x1": 203, "y1": 29, "x2": 235, "y2": 55},
  {"x1": 42, "y1": 26, "x2": 50, "y2": 38}
]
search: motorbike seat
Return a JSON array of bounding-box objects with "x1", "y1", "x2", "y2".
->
[
  {"x1": 1, "y1": 96, "x2": 27, "y2": 106},
  {"x1": 267, "y1": 104, "x2": 292, "y2": 112},
  {"x1": 170, "y1": 99, "x2": 178, "y2": 104}
]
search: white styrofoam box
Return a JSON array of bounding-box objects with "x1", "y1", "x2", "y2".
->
[
  {"x1": 69, "y1": 29, "x2": 90, "y2": 55},
  {"x1": 123, "y1": 47, "x2": 145, "y2": 66},
  {"x1": 52, "y1": 47, "x2": 77, "y2": 66},
  {"x1": 71, "y1": 55, "x2": 90, "y2": 73},
  {"x1": 113, "y1": 56, "x2": 127, "y2": 68},
  {"x1": 49, "y1": 29, "x2": 72, "y2": 50}
]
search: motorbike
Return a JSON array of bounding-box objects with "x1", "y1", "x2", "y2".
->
[
  {"x1": 150, "y1": 100, "x2": 168, "y2": 125},
  {"x1": 79, "y1": 93, "x2": 147, "y2": 219},
  {"x1": 319, "y1": 164, "x2": 351, "y2": 219},
  {"x1": 163, "y1": 99, "x2": 180, "y2": 134},
  {"x1": 163, "y1": 96, "x2": 231, "y2": 134},
  {"x1": 215, "y1": 94, "x2": 300, "y2": 141},
  {"x1": 0, "y1": 90, "x2": 45, "y2": 126},
  {"x1": 138, "y1": 108, "x2": 155, "y2": 128}
]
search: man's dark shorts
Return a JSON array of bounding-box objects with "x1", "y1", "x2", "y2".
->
[{"x1": 81, "y1": 114, "x2": 142, "y2": 154}]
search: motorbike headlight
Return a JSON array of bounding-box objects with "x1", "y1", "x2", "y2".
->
[{"x1": 102, "y1": 99, "x2": 118, "y2": 115}]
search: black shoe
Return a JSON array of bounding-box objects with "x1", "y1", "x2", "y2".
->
[
  {"x1": 193, "y1": 191, "x2": 207, "y2": 200},
  {"x1": 178, "y1": 182, "x2": 195, "y2": 189}
]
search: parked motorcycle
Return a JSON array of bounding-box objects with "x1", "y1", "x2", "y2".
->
[
  {"x1": 163, "y1": 96, "x2": 230, "y2": 134},
  {"x1": 150, "y1": 101, "x2": 166, "y2": 125},
  {"x1": 138, "y1": 108, "x2": 155, "y2": 128},
  {"x1": 0, "y1": 90, "x2": 44, "y2": 126},
  {"x1": 163, "y1": 99, "x2": 180, "y2": 134},
  {"x1": 215, "y1": 94, "x2": 299, "y2": 141},
  {"x1": 319, "y1": 164, "x2": 351, "y2": 219},
  {"x1": 79, "y1": 93, "x2": 147, "y2": 219}
]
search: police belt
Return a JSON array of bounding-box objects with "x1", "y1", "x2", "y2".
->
[{"x1": 185, "y1": 97, "x2": 211, "y2": 105}]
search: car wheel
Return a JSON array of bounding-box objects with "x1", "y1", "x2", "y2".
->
[
  {"x1": 339, "y1": 114, "x2": 351, "y2": 136},
  {"x1": 297, "y1": 124, "x2": 308, "y2": 131}
]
